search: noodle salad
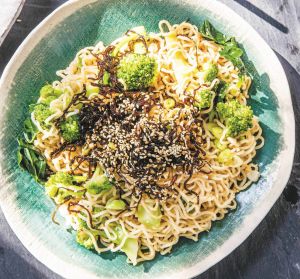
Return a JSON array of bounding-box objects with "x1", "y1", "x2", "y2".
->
[{"x1": 17, "y1": 20, "x2": 264, "y2": 265}]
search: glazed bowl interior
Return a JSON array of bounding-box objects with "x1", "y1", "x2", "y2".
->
[{"x1": 0, "y1": 0, "x2": 294, "y2": 279}]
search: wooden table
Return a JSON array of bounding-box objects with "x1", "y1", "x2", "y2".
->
[{"x1": 0, "y1": 1, "x2": 299, "y2": 278}]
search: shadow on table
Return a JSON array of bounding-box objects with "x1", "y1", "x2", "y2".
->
[{"x1": 197, "y1": 53, "x2": 300, "y2": 279}]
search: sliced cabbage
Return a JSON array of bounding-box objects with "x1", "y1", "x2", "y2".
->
[
  {"x1": 207, "y1": 123, "x2": 224, "y2": 139},
  {"x1": 112, "y1": 225, "x2": 139, "y2": 265},
  {"x1": 171, "y1": 50, "x2": 195, "y2": 84},
  {"x1": 122, "y1": 238, "x2": 139, "y2": 265},
  {"x1": 214, "y1": 139, "x2": 227, "y2": 151},
  {"x1": 165, "y1": 31, "x2": 178, "y2": 48},
  {"x1": 137, "y1": 200, "x2": 162, "y2": 229},
  {"x1": 165, "y1": 32, "x2": 195, "y2": 88},
  {"x1": 217, "y1": 149, "x2": 233, "y2": 165}
]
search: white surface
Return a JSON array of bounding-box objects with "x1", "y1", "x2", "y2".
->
[
  {"x1": 0, "y1": 0, "x2": 295, "y2": 278},
  {"x1": 0, "y1": 0, "x2": 25, "y2": 45}
]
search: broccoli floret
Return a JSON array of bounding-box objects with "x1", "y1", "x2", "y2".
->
[
  {"x1": 32, "y1": 103, "x2": 54, "y2": 129},
  {"x1": 85, "y1": 166, "x2": 112, "y2": 195},
  {"x1": 46, "y1": 171, "x2": 86, "y2": 186},
  {"x1": 217, "y1": 100, "x2": 253, "y2": 137},
  {"x1": 76, "y1": 230, "x2": 94, "y2": 249},
  {"x1": 194, "y1": 90, "x2": 214, "y2": 109},
  {"x1": 39, "y1": 84, "x2": 62, "y2": 105},
  {"x1": 117, "y1": 53, "x2": 157, "y2": 90},
  {"x1": 40, "y1": 84, "x2": 62, "y2": 98},
  {"x1": 204, "y1": 64, "x2": 218, "y2": 82},
  {"x1": 45, "y1": 172, "x2": 86, "y2": 201},
  {"x1": 45, "y1": 172, "x2": 73, "y2": 187},
  {"x1": 42, "y1": 96, "x2": 57, "y2": 106},
  {"x1": 60, "y1": 115, "x2": 81, "y2": 143},
  {"x1": 75, "y1": 218, "x2": 97, "y2": 249}
]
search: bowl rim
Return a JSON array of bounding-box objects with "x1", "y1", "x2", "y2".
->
[{"x1": 0, "y1": 0, "x2": 295, "y2": 278}]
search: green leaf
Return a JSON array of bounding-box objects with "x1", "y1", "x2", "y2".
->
[
  {"x1": 23, "y1": 118, "x2": 38, "y2": 143},
  {"x1": 200, "y1": 21, "x2": 246, "y2": 72},
  {"x1": 17, "y1": 138, "x2": 48, "y2": 183},
  {"x1": 200, "y1": 20, "x2": 229, "y2": 45},
  {"x1": 220, "y1": 38, "x2": 245, "y2": 71}
]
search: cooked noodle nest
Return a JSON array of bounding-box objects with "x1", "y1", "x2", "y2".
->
[{"x1": 31, "y1": 20, "x2": 263, "y2": 265}]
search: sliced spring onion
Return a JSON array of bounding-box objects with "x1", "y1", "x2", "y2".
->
[
  {"x1": 163, "y1": 98, "x2": 175, "y2": 109},
  {"x1": 103, "y1": 71, "x2": 110, "y2": 85}
]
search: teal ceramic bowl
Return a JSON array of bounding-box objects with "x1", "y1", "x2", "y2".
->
[{"x1": 0, "y1": 0, "x2": 294, "y2": 278}]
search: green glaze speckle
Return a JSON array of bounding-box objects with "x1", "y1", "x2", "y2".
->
[{"x1": 0, "y1": 0, "x2": 288, "y2": 278}]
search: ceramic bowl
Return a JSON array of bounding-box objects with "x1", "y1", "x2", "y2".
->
[{"x1": 0, "y1": 0, "x2": 294, "y2": 278}]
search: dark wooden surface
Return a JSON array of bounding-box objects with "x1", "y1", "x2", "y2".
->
[{"x1": 0, "y1": 1, "x2": 299, "y2": 278}]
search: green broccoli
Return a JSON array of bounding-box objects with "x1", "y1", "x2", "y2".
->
[
  {"x1": 39, "y1": 84, "x2": 63, "y2": 105},
  {"x1": 40, "y1": 84, "x2": 62, "y2": 98},
  {"x1": 117, "y1": 53, "x2": 157, "y2": 91},
  {"x1": 32, "y1": 103, "x2": 54, "y2": 129},
  {"x1": 75, "y1": 218, "x2": 97, "y2": 249},
  {"x1": 203, "y1": 64, "x2": 218, "y2": 82},
  {"x1": 217, "y1": 100, "x2": 253, "y2": 137},
  {"x1": 84, "y1": 166, "x2": 112, "y2": 195},
  {"x1": 45, "y1": 171, "x2": 73, "y2": 186},
  {"x1": 42, "y1": 96, "x2": 57, "y2": 106},
  {"x1": 76, "y1": 230, "x2": 94, "y2": 249},
  {"x1": 60, "y1": 115, "x2": 81, "y2": 143},
  {"x1": 45, "y1": 172, "x2": 86, "y2": 202},
  {"x1": 194, "y1": 90, "x2": 214, "y2": 109}
]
